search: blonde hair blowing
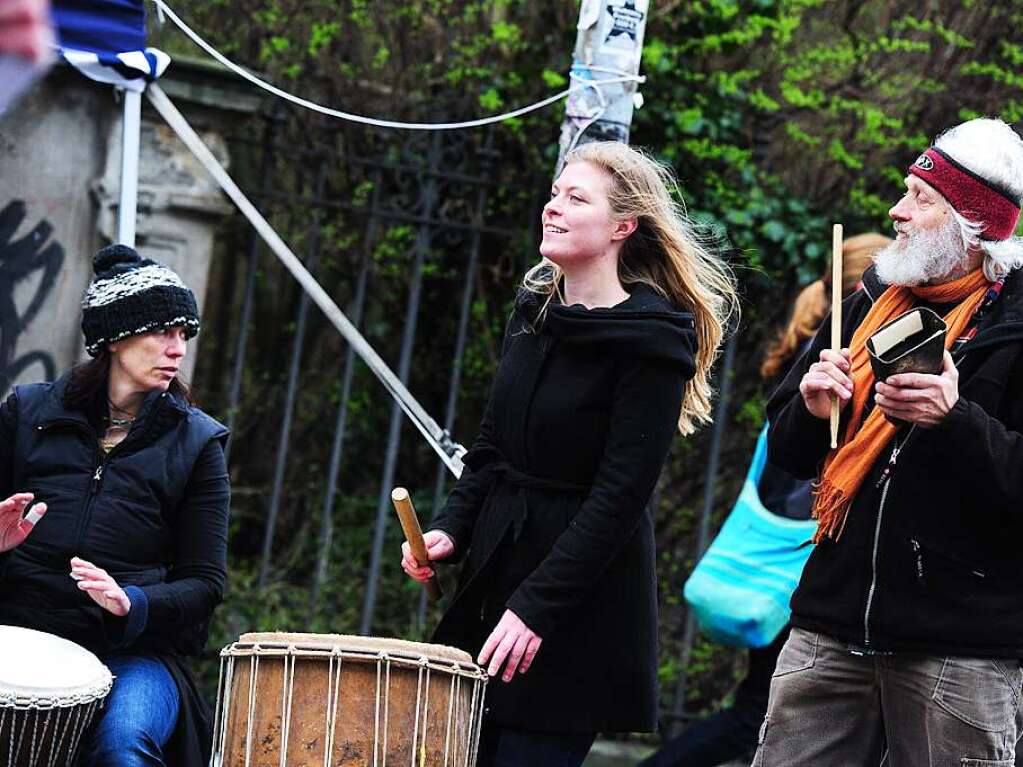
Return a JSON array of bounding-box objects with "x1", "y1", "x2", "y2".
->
[
  {"x1": 524, "y1": 141, "x2": 740, "y2": 435},
  {"x1": 760, "y1": 232, "x2": 891, "y2": 381}
]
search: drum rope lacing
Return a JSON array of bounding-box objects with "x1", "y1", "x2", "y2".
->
[{"x1": 214, "y1": 640, "x2": 488, "y2": 767}]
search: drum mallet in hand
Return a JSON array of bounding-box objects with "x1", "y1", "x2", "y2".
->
[
  {"x1": 392, "y1": 487, "x2": 442, "y2": 602},
  {"x1": 830, "y1": 223, "x2": 844, "y2": 449}
]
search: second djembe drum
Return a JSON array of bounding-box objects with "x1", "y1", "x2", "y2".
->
[
  {"x1": 212, "y1": 632, "x2": 488, "y2": 767},
  {"x1": 0, "y1": 624, "x2": 113, "y2": 766}
]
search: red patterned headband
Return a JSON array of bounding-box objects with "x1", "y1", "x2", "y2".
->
[{"x1": 908, "y1": 147, "x2": 1021, "y2": 241}]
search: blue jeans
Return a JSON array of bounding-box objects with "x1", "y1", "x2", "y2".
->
[
  {"x1": 78, "y1": 654, "x2": 180, "y2": 767},
  {"x1": 476, "y1": 724, "x2": 595, "y2": 767}
]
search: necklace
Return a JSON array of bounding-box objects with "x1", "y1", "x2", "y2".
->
[{"x1": 107, "y1": 398, "x2": 137, "y2": 429}]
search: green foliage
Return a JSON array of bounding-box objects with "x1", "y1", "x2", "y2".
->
[{"x1": 162, "y1": 0, "x2": 1023, "y2": 727}]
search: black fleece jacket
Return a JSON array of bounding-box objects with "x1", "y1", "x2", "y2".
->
[
  {"x1": 767, "y1": 264, "x2": 1023, "y2": 657},
  {"x1": 431, "y1": 283, "x2": 694, "y2": 734}
]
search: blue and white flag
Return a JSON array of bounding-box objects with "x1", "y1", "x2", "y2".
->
[{"x1": 51, "y1": 0, "x2": 169, "y2": 92}]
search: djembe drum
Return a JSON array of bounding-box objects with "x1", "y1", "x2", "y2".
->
[
  {"x1": 0, "y1": 625, "x2": 113, "y2": 766},
  {"x1": 212, "y1": 632, "x2": 488, "y2": 767}
]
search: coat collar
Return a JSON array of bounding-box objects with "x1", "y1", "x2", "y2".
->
[
  {"x1": 515, "y1": 283, "x2": 698, "y2": 376},
  {"x1": 38, "y1": 372, "x2": 190, "y2": 434}
]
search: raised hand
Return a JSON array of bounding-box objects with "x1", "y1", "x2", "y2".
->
[
  {"x1": 70, "y1": 556, "x2": 131, "y2": 617},
  {"x1": 0, "y1": 493, "x2": 46, "y2": 553}
]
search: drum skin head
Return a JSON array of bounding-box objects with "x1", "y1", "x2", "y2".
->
[
  {"x1": 0, "y1": 625, "x2": 113, "y2": 704},
  {"x1": 238, "y1": 631, "x2": 474, "y2": 665}
]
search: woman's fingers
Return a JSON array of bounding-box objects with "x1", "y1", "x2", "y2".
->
[
  {"x1": 519, "y1": 636, "x2": 542, "y2": 674},
  {"x1": 23, "y1": 502, "x2": 45, "y2": 526},
  {"x1": 0, "y1": 493, "x2": 34, "y2": 515},
  {"x1": 501, "y1": 633, "x2": 532, "y2": 682},
  {"x1": 487, "y1": 631, "x2": 517, "y2": 679},
  {"x1": 477, "y1": 623, "x2": 504, "y2": 668},
  {"x1": 76, "y1": 579, "x2": 112, "y2": 592}
]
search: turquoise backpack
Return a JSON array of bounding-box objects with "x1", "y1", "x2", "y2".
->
[{"x1": 683, "y1": 424, "x2": 817, "y2": 648}]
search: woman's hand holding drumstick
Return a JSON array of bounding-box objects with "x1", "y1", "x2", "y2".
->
[{"x1": 394, "y1": 488, "x2": 449, "y2": 602}]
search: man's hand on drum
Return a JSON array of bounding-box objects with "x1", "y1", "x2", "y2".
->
[
  {"x1": 400, "y1": 530, "x2": 454, "y2": 582},
  {"x1": 69, "y1": 556, "x2": 131, "y2": 617},
  {"x1": 478, "y1": 609, "x2": 542, "y2": 684},
  {"x1": 800, "y1": 347, "x2": 854, "y2": 419},
  {"x1": 0, "y1": 493, "x2": 46, "y2": 553}
]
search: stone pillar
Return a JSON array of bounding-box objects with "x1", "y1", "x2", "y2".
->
[{"x1": 0, "y1": 60, "x2": 257, "y2": 395}]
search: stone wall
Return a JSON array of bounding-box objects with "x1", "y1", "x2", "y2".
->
[{"x1": 0, "y1": 59, "x2": 258, "y2": 395}]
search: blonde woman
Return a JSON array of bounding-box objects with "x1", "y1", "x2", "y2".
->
[{"x1": 401, "y1": 141, "x2": 738, "y2": 766}]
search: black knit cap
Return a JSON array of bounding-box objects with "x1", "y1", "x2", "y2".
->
[{"x1": 81, "y1": 244, "x2": 201, "y2": 356}]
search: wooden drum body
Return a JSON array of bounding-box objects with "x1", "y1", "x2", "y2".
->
[
  {"x1": 212, "y1": 632, "x2": 488, "y2": 767},
  {"x1": 0, "y1": 625, "x2": 113, "y2": 767}
]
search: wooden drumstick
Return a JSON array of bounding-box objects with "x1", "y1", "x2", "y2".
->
[
  {"x1": 392, "y1": 487, "x2": 442, "y2": 602},
  {"x1": 830, "y1": 223, "x2": 844, "y2": 449}
]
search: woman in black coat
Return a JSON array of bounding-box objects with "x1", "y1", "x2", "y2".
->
[
  {"x1": 401, "y1": 141, "x2": 739, "y2": 766},
  {"x1": 0, "y1": 245, "x2": 229, "y2": 767}
]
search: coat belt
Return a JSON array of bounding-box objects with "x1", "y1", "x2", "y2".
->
[{"x1": 477, "y1": 460, "x2": 588, "y2": 541}]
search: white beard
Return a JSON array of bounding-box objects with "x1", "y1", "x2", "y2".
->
[{"x1": 873, "y1": 218, "x2": 969, "y2": 286}]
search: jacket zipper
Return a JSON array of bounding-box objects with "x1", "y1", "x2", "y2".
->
[
  {"x1": 910, "y1": 538, "x2": 924, "y2": 584},
  {"x1": 862, "y1": 426, "x2": 915, "y2": 646}
]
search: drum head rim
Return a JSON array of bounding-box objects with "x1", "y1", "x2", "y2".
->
[
  {"x1": 230, "y1": 632, "x2": 485, "y2": 675},
  {"x1": 0, "y1": 625, "x2": 114, "y2": 704}
]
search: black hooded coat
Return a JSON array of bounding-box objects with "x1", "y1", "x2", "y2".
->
[{"x1": 430, "y1": 283, "x2": 695, "y2": 734}]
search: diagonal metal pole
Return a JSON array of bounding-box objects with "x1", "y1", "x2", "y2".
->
[
  {"x1": 308, "y1": 169, "x2": 382, "y2": 620},
  {"x1": 670, "y1": 329, "x2": 738, "y2": 734},
  {"x1": 360, "y1": 133, "x2": 442, "y2": 636},
  {"x1": 147, "y1": 84, "x2": 464, "y2": 478},
  {"x1": 257, "y1": 162, "x2": 327, "y2": 590}
]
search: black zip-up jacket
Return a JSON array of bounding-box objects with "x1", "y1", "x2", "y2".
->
[
  {"x1": 430, "y1": 284, "x2": 694, "y2": 733},
  {"x1": 0, "y1": 373, "x2": 230, "y2": 766},
  {"x1": 767, "y1": 264, "x2": 1023, "y2": 657}
]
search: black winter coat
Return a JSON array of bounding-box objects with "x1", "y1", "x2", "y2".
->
[
  {"x1": 0, "y1": 373, "x2": 230, "y2": 766},
  {"x1": 768, "y1": 264, "x2": 1023, "y2": 657},
  {"x1": 430, "y1": 284, "x2": 694, "y2": 734}
]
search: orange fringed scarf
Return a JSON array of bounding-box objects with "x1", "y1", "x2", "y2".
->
[{"x1": 811, "y1": 268, "x2": 991, "y2": 541}]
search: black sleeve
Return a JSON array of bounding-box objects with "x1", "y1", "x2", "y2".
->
[
  {"x1": 429, "y1": 313, "x2": 515, "y2": 559},
  {"x1": 428, "y1": 402, "x2": 498, "y2": 560},
  {"x1": 505, "y1": 357, "x2": 685, "y2": 638},
  {"x1": 926, "y1": 394, "x2": 1023, "y2": 510},
  {"x1": 765, "y1": 322, "x2": 832, "y2": 480},
  {"x1": 106, "y1": 438, "x2": 230, "y2": 646}
]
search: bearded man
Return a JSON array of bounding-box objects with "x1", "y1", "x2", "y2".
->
[{"x1": 756, "y1": 117, "x2": 1023, "y2": 766}]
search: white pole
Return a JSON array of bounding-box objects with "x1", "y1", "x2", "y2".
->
[
  {"x1": 117, "y1": 89, "x2": 142, "y2": 247},
  {"x1": 145, "y1": 83, "x2": 465, "y2": 477}
]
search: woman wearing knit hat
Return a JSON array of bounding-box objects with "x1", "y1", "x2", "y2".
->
[{"x1": 0, "y1": 244, "x2": 229, "y2": 767}]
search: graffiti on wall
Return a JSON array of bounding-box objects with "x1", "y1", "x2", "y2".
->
[{"x1": 0, "y1": 200, "x2": 65, "y2": 394}]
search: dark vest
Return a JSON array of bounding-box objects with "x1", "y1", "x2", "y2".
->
[{"x1": 3, "y1": 374, "x2": 227, "y2": 655}]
